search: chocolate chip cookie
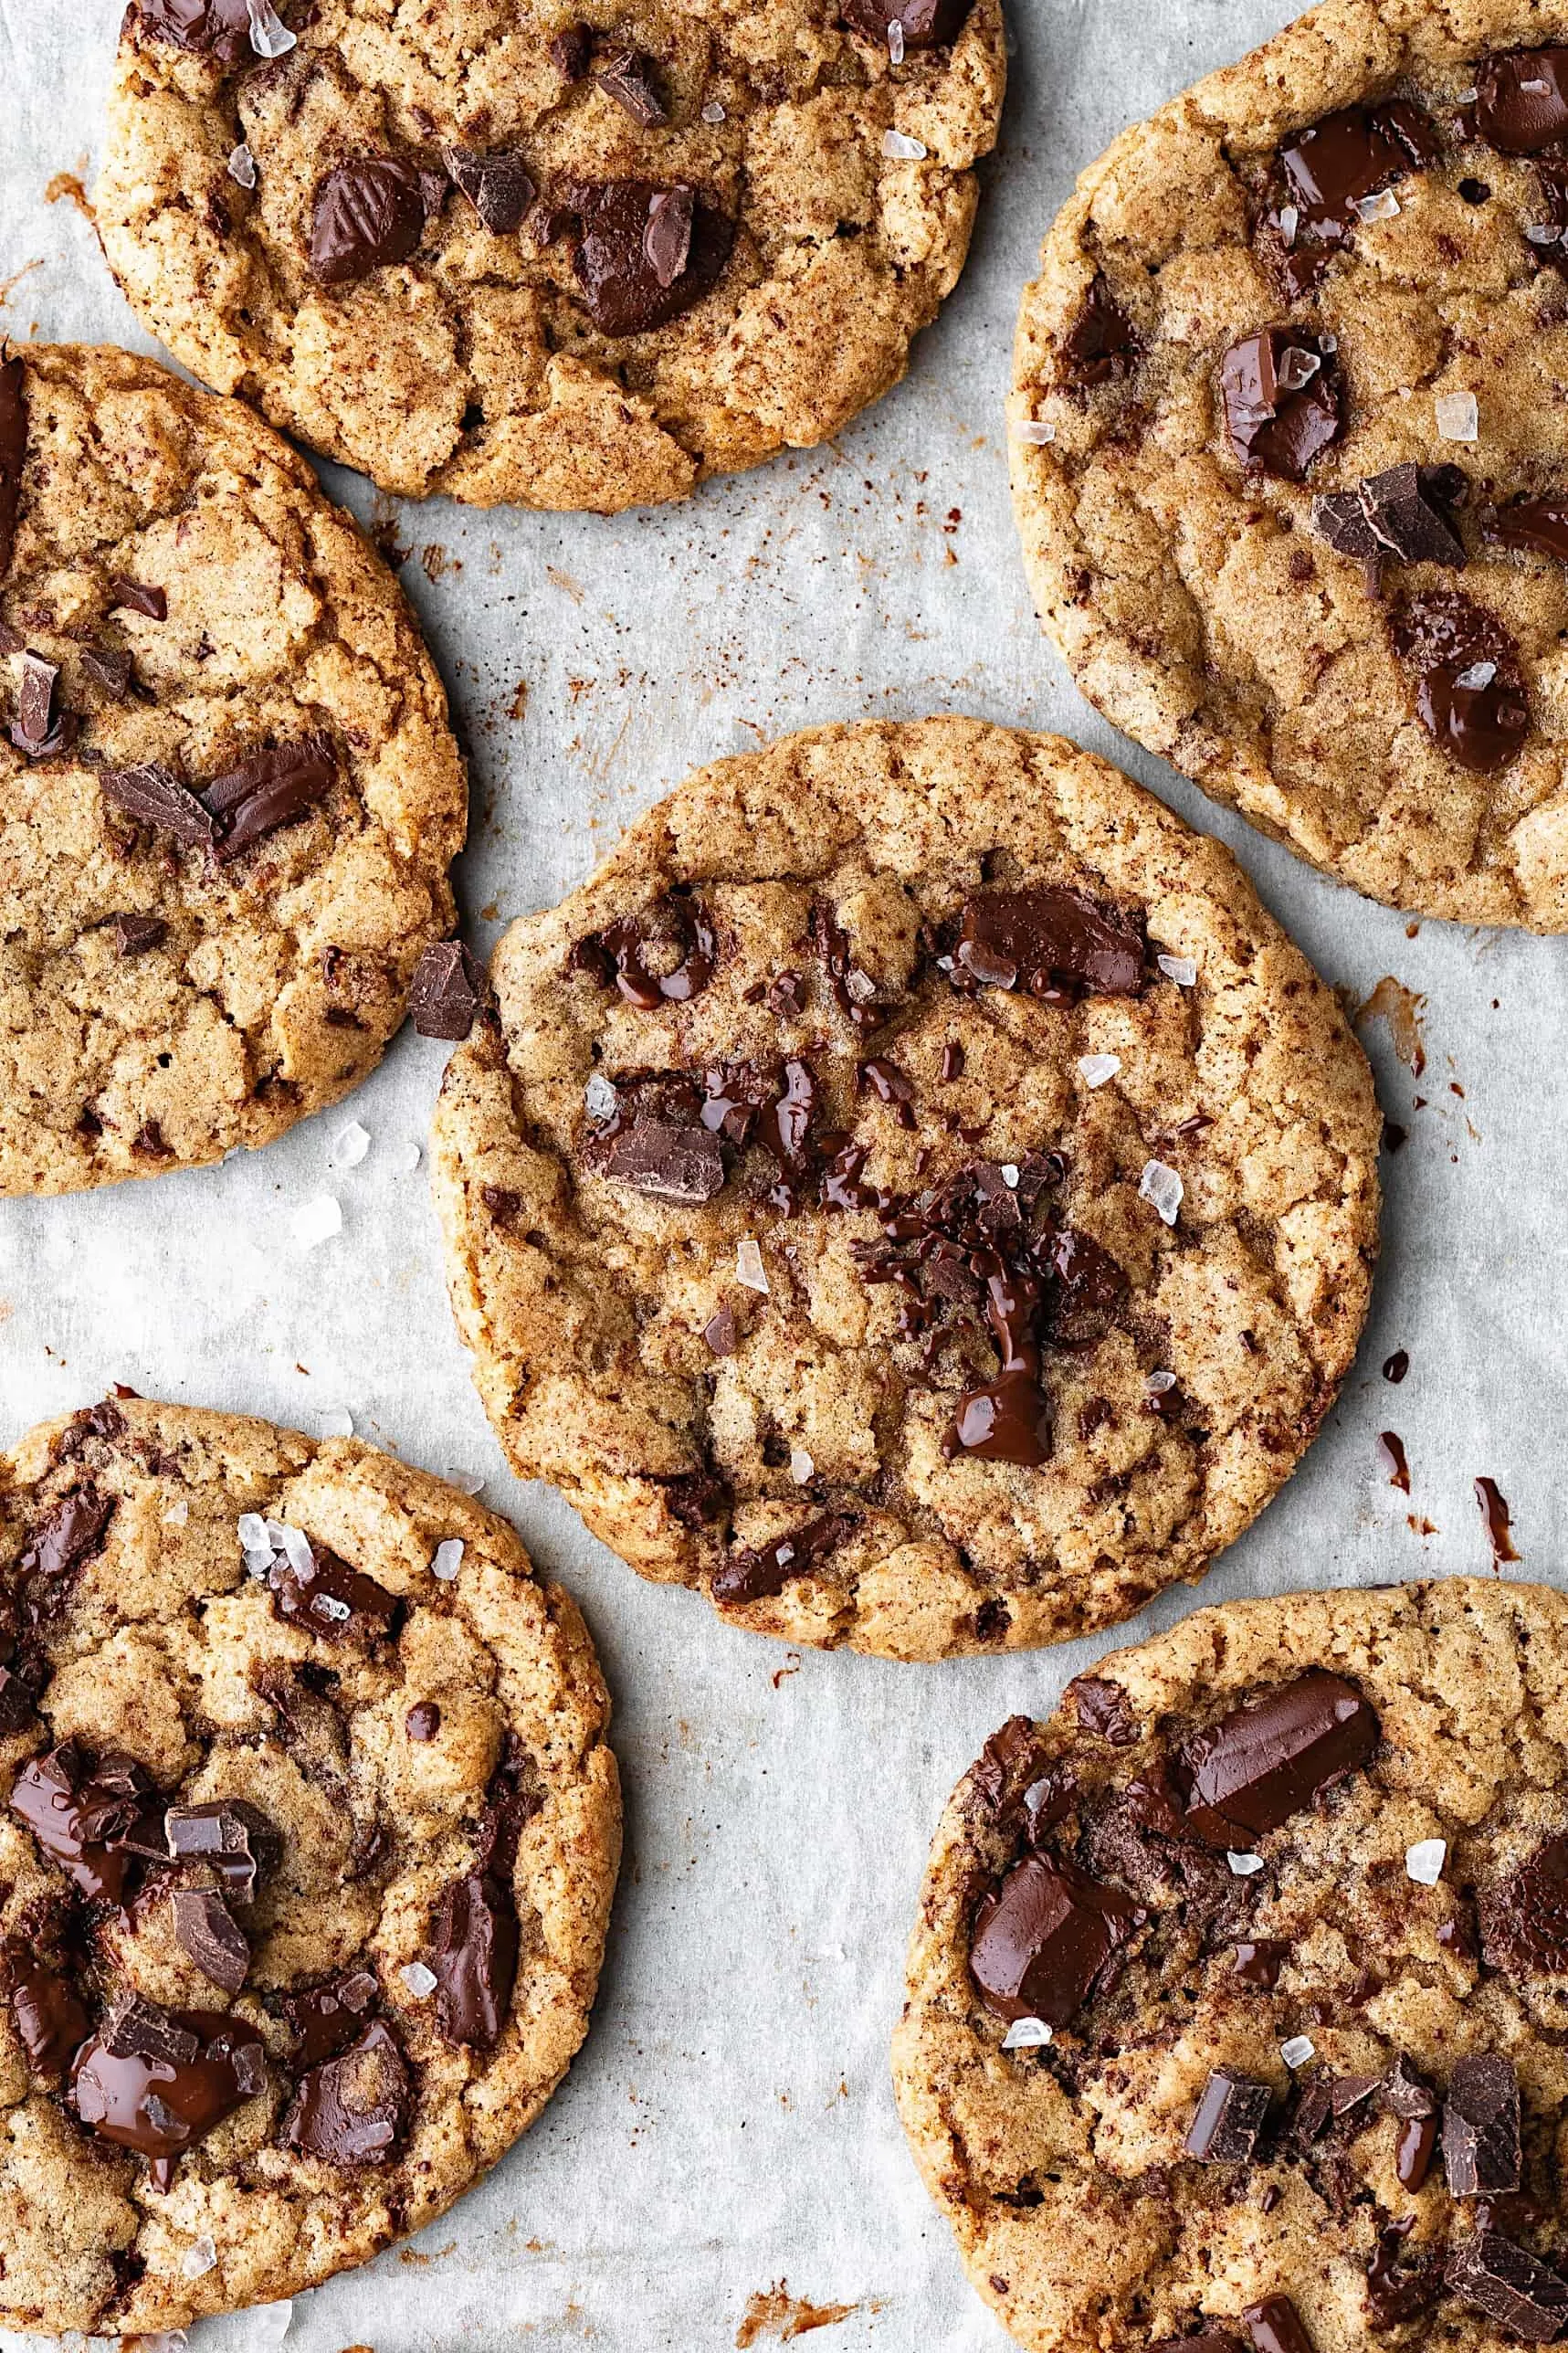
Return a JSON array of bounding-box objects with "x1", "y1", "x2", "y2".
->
[
  {"x1": 893, "y1": 1577, "x2": 1568, "y2": 2353},
  {"x1": 1010, "y1": 0, "x2": 1568, "y2": 929},
  {"x1": 96, "y1": 0, "x2": 1005, "y2": 513},
  {"x1": 427, "y1": 718, "x2": 1380, "y2": 1662},
  {"x1": 0, "y1": 343, "x2": 465, "y2": 1197},
  {"x1": 0, "y1": 1392, "x2": 619, "y2": 2337}
]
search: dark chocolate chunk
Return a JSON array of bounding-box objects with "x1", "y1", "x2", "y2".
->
[
  {"x1": 1329, "y1": 2072, "x2": 1381, "y2": 2116},
  {"x1": 405, "y1": 1701, "x2": 441, "y2": 1741},
  {"x1": 1068, "y1": 1674, "x2": 1139, "y2": 1746},
  {"x1": 1220, "y1": 328, "x2": 1342, "y2": 480},
  {"x1": 1269, "y1": 100, "x2": 1438, "y2": 296},
  {"x1": 73, "y1": 2005, "x2": 265, "y2": 2189},
  {"x1": 711, "y1": 1513, "x2": 851, "y2": 1606},
  {"x1": 0, "y1": 353, "x2": 26, "y2": 581},
  {"x1": 100, "y1": 762, "x2": 214, "y2": 851},
  {"x1": 1367, "y1": 2221, "x2": 1444, "y2": 2327},
  {"x1": 109, "y1": 576, "x2": 167, "y2": 621},
  {"x1": 1241, "y1": 2296, "x2": 1314, "y2": 2353},
  {"x1": 445, "y1": 146, "x2": 535, "y2": 235},
  {"x1": 572, "y1": 181, "x2": 734, "y2": 336},
  {"x1": 551, "y1": 23, "x2": 593, "y2": 77},
  {"x1": 603, "y1": 1118, "x2": 726, "y2": 1204},
  {"x1": 201, "y1": 735, "x2": 334, "y2": 861},
  {"x1": 1059, "y1": 273, "x2": 1138, "y2": 387},
  {"x1": 1233, "y1": 1938, "x2": 1288, "y2": 1989},
  {"x1": 1291, "y1": 2080, "x2": 1333, "y2": 2147},
  {"x1": 21, "y1": 1484, "x2": 114, "y2": 1581},
  {"x1": 0, "y1": 1666, "x2": 35, "y2": 1736},
  {"x1": 595, "y1": 46, "x2": 668, "y2": 126},
  {"x1": 9, "y1": 1745, "x2": 132, "y2": 1903},
  {"x1": 1443, "y1": 2052, "x2": 1521, "y2": 2198},
  {"x1": 1477, "y1": 48, "x2": 1568, "y2": 153},
  {"x1": 113, "y1": 913, "x2": 169, "y2": 956},
  {"x1": 1393, "y1": 590, "x2": 1530, "y2": 774},
  {"x1": 283, "y1": 2016, "x2": 410, "y2": 2166},
  {"x1": 5, "y1": 1947, "x2": 89, "y2": 2077},
  {"x1": 840, "y1": 0, "x2": 972, "y2": 41},
  {"x1": 430, "y1": 1871, "x2": 518, "y2": 2049},
  {"x1": 1447, "y1": 2231, "x2": 1568, "y2": 2343},
  {"x1": 969, "y1": 1852, "x2": 1145, "y2": 2026},
  {"x1": 100, "y1": 1989, "x2": 200, "y2": 2067},
  {"x1": 1176, "y1": 1671, "x2": 1379, "y2": 1846},
  {"x1": 1384, "y1": 2052, "x2": 1436, "y2": 2119},
  {"x1": 1493, "y1": 495, "x2": 1568, "y2": 565},
  {"x1": 970, "y1": 1715, "x2": 1043, "y2": 1813},
  {"x1": 137, "y1": 0, "x2": 254, "y2": 66},
  {"x1": 12, "y1": 650, "x2": 61, "y2": 754},
  {"x1": 268, "y1": 1541, "x2": 400, "y2": 1643},
  {"x1": 310, "y1": 159, "x2": 430, "y2": 285},
  {"x1": 1479, "y1": 1832, "x2": 1568, "y2": 1976},
  {"x1": 1047, "y1": 1228, "x2": 1127, "y2": 1344},
  {"x1": 643, "y1": 185, "x2": 694, "y2": 290},
  {"x1": 408, "y1": 938, "x2": 486, "y2": 1039},
  {"x1": 81, "y1": 645, "x2": 132, "y2": 700},
  {"x1": 170, "y1": 1889, "x2": 250, "y2": 1993},
  {"x1": 283, "y1": 1966, "x2": 379, "y2": 2068},
  {"x1": 1312, "y1": 460, "x2": 1467, "y2": 566},
  {"x1": 1184, "y1": 2067, "x2": 1272, "y2": 2162},
  {"x1": 164, "y1": 1799, "x2": 279, "y2": 1904},
  {"x1": 703, "y1": 1306, "x2": 738, "y2": 1356},
  {"x1": 579, "y1": 892, "x2": 717, "y2": 1006},
  {"x1": 476, "y1": 1735, "x2": 543, "y2": 1883},
  {"x1": 954, "y1": 884, "x2": 1144, "y2": 997}
]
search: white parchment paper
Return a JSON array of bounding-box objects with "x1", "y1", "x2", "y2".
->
[{"x1": 1, "y1": 1, "x2": 1565, "y2": 2346}]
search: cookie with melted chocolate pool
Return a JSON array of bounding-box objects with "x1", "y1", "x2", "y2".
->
[
  {"x1": 0, "y1": 1396, "x2": 619, "y2": 2337},
  {"x1": 1012, "y1": 0, "x2": 1568, "y2": 929},
  {"x1": 430, "y1": 718, "x2": 1380, "y2": 1660},
  {"x1": 894, "y1": 1578, "x2": 1568, "y2": 2353}
]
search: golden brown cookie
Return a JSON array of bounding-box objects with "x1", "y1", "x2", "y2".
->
[
  {"x1": 1010, "y1": 0, "x2": 1568, "y2": 930},
  {"x1": 96, "y1": 0, "x2": 1005, "y2": 512},
  {"x1": 893, "y1": 1577, "x2": 1568, "y2": 2353},
  {"x1": 0, "y1": 343, "x2": 466, "y2": 1197},
  {"x1": 427, "y1": 718, "x2": 1381, "y2": 1662},
  {"x1": 0, "y1": 1393, "x2": 619, "y2": 2337}
]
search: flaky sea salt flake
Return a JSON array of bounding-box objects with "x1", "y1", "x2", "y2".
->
[
  {"x1": 1455, "y1": 660, "x2": 1496, "y2": 691},
  {"x1": 1145, "y1": 1369, "x2": 1177, "y2": 1396},
  {"x1": 1157, "y1": 953, "x2": 1198, "y2": 987},
  {"x1": 881, "y1": 129, "x2": 927, "y2": 160},
  {"x1": 1278, "y1": 202, "x2": 1300, "y2": 246},
  {"x1": 584, "y1": 1073, "x2": 618, "y2": 1118},
  {"x1": 1352, "y1": 187, "x2": 1400, "y2": 223},
  {"x1": 226, "y1": 142, "x2": 258, "y2": 190},
  {"x1": 1139, "y1": 1159, "x2": 1184, "y2": 1226},
  {"x1": 1525, "y1": 222, "x2": 1564, "y2": 246},
  {"x1": 1405, "y1": 1837, "x2": 1447, "y2": 1885},
  {"x1": 1275, "y1": 346, "x2": 1321, "y2": 393},
  {"x1": 887, "y1": 16, "x2": 905, "y2": 61},
  {"x1": 1436, "y1": 389, "x2": 1479, "y2": 442},
  {"x1": 247, "y1": 0, "x2": 296, "y2": 57},
  {"x1": 1227, "y1": 1850, "x2": 1265, "y2": 1877},
  {"x1": 789, "y1": 1448, "x2": 815, "y2": 1484},
  {"x1": 736, "y1": 1235, "x2": 770, "y2": 1293},
  {"x1": 394, "y1": 1139, "x2": 421, "y2": 1173},
  {"x1": 444, "y1": 1466, "x2": 485, "y2": 1495},
  {"x1": 291, "y1": 1194, "x2": 342, "y2": 1250},
  {"x1": 700, "y1": 98, "x2": 726, "y2": 121},
  {"x1": 1000, "y1": 1164, "x2": 1020, "y2": 1188},
  {"x1": 161, "y1": 1498, "x2": 189, "y2": 1527},
  {"x1": 1002, "y1": 2017, "x2": 1053, "y2": 2050},
  {"x1": 1280, "y1": 2035, "x2": 1316, "y2": 2068},
  {"x1": 181, "y1": 2237, "x2": 217, "y2": 2280},
  {"x1": 237, "y1": 1513, "x2": 268, "y2": 1552},
  {"x1": 311, "y1": 1592, "x2": 351, "y2": 1624},
  {"x1": 331, "y1": 1121, "x2": 370, "y2": 1168},
  {"x1": 318, "y1": 1405, "x2": 354, "y2": 1440},
  {"x1": 1014, "y1": 416, "x2": 1056, "y2": 445},
  {"x1": 401, "y1": 1961, "x2": 438, "y2": 1998},
  {"x1": 1078, "y1": 1053, "x2": 1121, "y2": 1088},
  {"x1": 432, "y1": 1537, "x2": 465, "y2": 1581},
  {"x1": 277, "y1": 1524, "x2": 315, "y2": 1576},
  {"x1": 247, "y1": 2304, "x2": 293, "y2": 2348}
]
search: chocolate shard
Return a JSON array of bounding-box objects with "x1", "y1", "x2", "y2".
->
[
  {"x1": 408, "y1": 938, "x2": 486, "y2": 1040},
  {"x1": 5, "y1": 1946, "x2": 89, "y2": 2077},
  {"x1": 1184, "y1": 2067, "x2": 1273, "y2": 2163},
  {"x1": 310, "y1": 159, "x2": 430, "y2": 285},
  {"x1": 13, "y1": 650, "x2": 60, "y2": 751},
  {"x1": 1479, "y1": 1832, "x2": 1568, "y2": 1976},
  {"x1": 572, "y1": 180, "x2": 734, "y2": 337},
  {"x1": 595, "y1": 46, "x2": 668, "y2": 125},
  {"x1": 1393, "y1": 589, "x2": 1530, "y2": 774},
  {"x1": 1447, "y1": 2231, "x2": 1568, "y2": 2343},
  {"x1": 171, "y1": 1889, "x2": 250, "y2": 1993},
  {"x1": 163, "y1": 1799, "x2": 279, "y2": 1903},
  {"x1": 1059, "y1": 272, "x2": 1138, "y2": 387},
  {"x1": 0, "y1": 1666, "x2": 35, "y2": 1736},
  {"x1": 1176, "y1": 1671, "x2": 1379, "y2": 1846},
  {"x1": 113, "y1": 913, "x2": 169, "y2": 956},
  {"x1": 201, "y1": 735, "x2": 334, "y2": 862},
  {"x1": 109, "y1": 576, "x2": 167, "y2": 621},
  {"x1": 1220, "y1": 327, "x2": 1342, "y2": 480},
  {"x1": 1477, "y1": 48, "x2": 1568, "y2": 154},
  {"x1": 954, "y1": 884, "x2": 1144, "y2": 997},
  {"x1": 1067, "y1": 1674, "x2": 1139, "y2": 1746},
  {"x1": 1241, "y1": 2296, "x2": 1314, "y2": 2353},
  {"x1": 643, "y1": 185, "x2": 694, "y2": 290},
  {"x1": 1314, "y1": 461, "x2": 1467, "y2": 567},
  {"x1": 1384, "y1": 2052, "x2": 1436, "y2": 2118},
  {"x1": 1047, "y1": 1228, "x2": 1127, "y2": 1344},
  {"x1": 284, "y1": 2016, "x2": 410, "y2": 2166},
  {"x1": 1150, "y1": 2337, "x2": 1246, "y2": 2353},
  {"x1": 101, "y1": 1988, "x2": 200, "y2": 2067},
  {"x1": 840, "y1": 0, "x2": 973, "y2": 45},
  {"x1": 137, "y1": 0, "x2": 254, "y2": 66},
  {"x1": 1443, "y1": 2052, "x2": 1521, "y2": 2198},
  {"x1": 82, "y1": 645, "x2": 132, "y2": 700},
  {"x1": 100, "y1": 762, "x2": 214, "y2": 850},
  {"x1": 1329, "y1": 2072, "x2": 1381, "y2": 2116},
  {"x1": 1493, "y1": 495, "x2": 1568, "y2": 565},
  {"x1": 0, "y1": 353, "x2": 25, "y2": 581},
  {"x1": 711, "y1": 1513, "x2": 851, "y2": 1607},
  {"x1": 283, "y1": 1966, "x2": 380, "y2": 2068},
  {"x1": 603, "y1": 1117, "x2": 725, "y2": 1204},
  {"x1": 430, "y1": 1871, "x2": 519, "y2": 2049},
  {"x1": 444, "y1": 146, "x2": 535, "y2": 235},
  {"x1": 969, "y1": 1852, "x2": 1146, "y2": 2027},
  {"x1": 550, "y1": 22, "x2": 593, "y2": 77}
]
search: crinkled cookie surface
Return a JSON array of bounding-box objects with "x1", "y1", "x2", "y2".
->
[
  {"x1": 97, "y1": 0, "x2": 1005, "y2": 511},
  {"x1": 0, "y1": 1394, "x2": 619, "y2": 2336},
  {"x1": 428, "y1": 718, "x2": 1380, "y2": 1662},
  {"x1": 0, "y1": 343, "x2": 465, "y2": 1196},
  {"x1": 1011, "y1": 0, "x2": 1568, "y2": 929}
]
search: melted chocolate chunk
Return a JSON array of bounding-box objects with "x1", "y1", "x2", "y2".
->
[
  {"x1": 1479, "y1": 1832, "x2": 1568, "y2": 1976},
  {"x1": 284, "y1": 2017, "x2": 410, "y2": 2166},
  {"x1": 171, "y1": 1889, "x2": 250, "y2": 1992},
  {"x1": 137, "y1": 0, "x2": 254, "y2": 65},
  {"x1": 1220, "y1": 328, "x2": 1342, "y2": 480},
  {"x1": 603, "y1": 1118, "x2": 726, "y2": 1203},
  {"x1": 430, "y1": 1872, "x2": 518, "y2": 2049},
  {"x1": 711, "y1": 1513, "x2": 851, "y2": 1606},
  {"x1": 1493, "y1": 495, "x2": 1568, "y2": 565},
  {"x1": 1176, "y1": 1672, "x2": 1379, "y2": 1846},
  {"x1": 164, "y1": 1799, "x2": 279, "y2": 1904},
  {"x1": 1393, "y1": 590, "x2": 1530, "y2": 773},
  {"x1": 202, "y1": 736, "x2": 334, "y2": 862},
  {"x1": 72, "y1": 2003, "x2": 265, "y2": 2189},
  {"x1": 969, "y1": 1852, "x2": 1145, "y2": 2026},
  {"x1": 1068, "y1": 1675, "x2": 1139, "y2": 1746},
  {"x1": 1312, "y1": 461, "x2": 1466, "y2": 566},
  {"x1": 268, "y1": 1542, "x2": 400, "y2": 1643},
  {"x1": 9, "y1": 1745, "x2": 135, "y2": 1903},
  {"x1": 551, "y1": 23, "x2": 592, "y2": 77},
  {"x1": 1059, "y1": 273, "x2": 1138, "y2": 387},
  {"x1": 1443, "y1": 2052, "x2": 1521, "y2": 2197},
  {"x1": 445, "y1": 146, "x2": 535, "y2": 235},
  {"x1": 1241, "y1": 2296, "x2": 1314, "y2": 2353},
  {"x1": 1233, "y1": 1937, "x2": 1288, "y2": 1989},
  {"x1": 594, "y1": 47, "x2": 668, "y2": 126},
  {"x1": 840, "y1": 0, "x2": 973, "y2": 45},
  {"x1": 408, "y1": 938, "x2": 486, "y2": 1040},
  {"x1": 1447, "y1": 2232, "x2": 1568, "y2": 2343},
  {"x1": 572, "y1": 181, "x2": 734, "y2": 337},
  {"x1": 21, "y1": 1483, "x2": 114, "y2": 1583},
  {"x1": 1367, "y1": 2220, "x2": 1444, "y2": 2327},
  {"x1": 955, "y1": 884, "x2": 1144, "y2": 997},
  {"x1": 113, "y1": 913, "x2": 169, "y2": 956},
  {"x1": 310, "y1": 160, "x2": 430, "y2": 285},
  {"x1": 476, "y1": 1735, "x2": 543, "y2": 1883},
  {"x1": 109, "y1": 575, "x2": 168, "y2": 620},
  {"x1": 577, "y1": 892, "x2": 717, "y2": 1006},
  {"x1": 0, "y1": 352, "x2": 26, "y2": 581},
  {"x1": 1184, "y1": 2067, "x2": 1272, "y2": 2162},
  {"x1": 1477, "y1": 49, "x2": 1568, "y2": 153},
  {"x1": 283, "y1": 1967, "x2": 379, "y2": 2068},
  {"x1": 100, "y1": 762, "x2": 214, "y2": 851},
  {"x1": 405, "y1": 1700, "x2": 441, "y2": 1741},
  {"x1": 943, "y1": 1261, "x2": 1052, "y2": 1469},
  {"x1": 5, "y1": 1947, "x2": 89, "y2": 2077},
  {"x1": 970, "y1": 1715, "x2": 1044, "y2": 1814},
  {"x1": 1268, "y1": 100, "x2": 1439, "y2": 296}
]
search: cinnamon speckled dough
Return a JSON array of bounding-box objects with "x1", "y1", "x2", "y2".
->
[
  {"x1": 1010, "y1": 0, "x2": 1568, "y2": 930},
  {"x1": 428, "y1": 719, "x2": 1381, "y2": 1662},
  {"x1": 0, "y1": 1395, "x2": 619, "y2": 2337},
  {"x1": 893, "y1": 1577, "x2": 1568, "y2": 2353},
  {"x1": 0, "y1": 345, "x2": 465, "y2": 1196},
  {"x1": 96, "y1": 0, "x2": 1005, "y2": 513}
]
